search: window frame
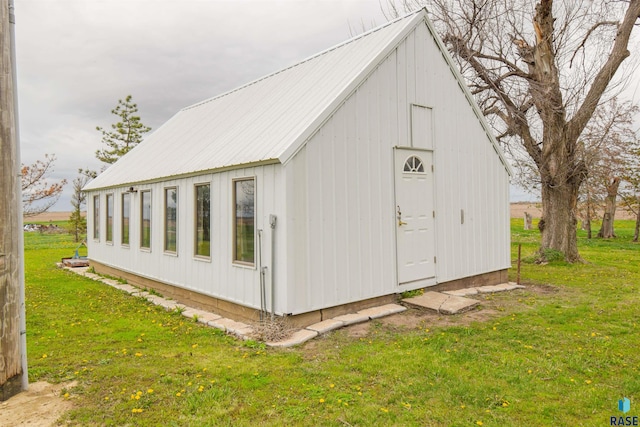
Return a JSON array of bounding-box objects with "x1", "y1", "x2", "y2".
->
[
  {"x1": 121, "y1": 192, "x2": 131, "y2": 246},
  {"x1": 403, "y1": 155, "x2": 426, "y2": 174},
  {"x1": 232, "y1": 177, "x2": 256, "y2": 267},
  {"x1": 194, "y1": 183, "x2": 211, "y2": 259},
  {"x1": 93, "y1": 195, "x2": 100, "y2": 241},
  {"x1": 164, "y1": 187, "x2": 178, "y2": 254},
  {"x1": 140, "y1": 190, "x2": 152, "y2": 251},
  {"x1": 105, "y1": 193, "x2": 114, "y2": 244}
]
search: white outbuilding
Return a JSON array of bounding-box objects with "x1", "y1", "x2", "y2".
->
[{"x1": 84, "y1": 9, "x2": 511, "y2": 326}]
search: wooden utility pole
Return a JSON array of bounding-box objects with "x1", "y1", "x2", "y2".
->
[{"x1": 0, "y1": 0, "x2": 27, "y2": 400}]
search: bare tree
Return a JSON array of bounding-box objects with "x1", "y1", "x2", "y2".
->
[
  {"x1": 578, "y1": 98, "x2": 638, "y2": 239},
  {"x1": 21, "y1": 154, "x2": 67, "y2": 217},
  {"x1": 621, "y1": 133, "x2": 640, "y2": 242},
  {"x1": 68, "y1": 169, "x2": 96, "y2": 242},
  {"x1": 386, "y1": 0, "x2": 640, "y2": 261}
]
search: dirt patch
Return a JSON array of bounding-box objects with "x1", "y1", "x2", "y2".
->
[
  {"x1": 0, "y1": 381, "x2": 74, "y2": 427},
  {"x1": 338, "y1": 284, "x2": 559, "y2": 338}
]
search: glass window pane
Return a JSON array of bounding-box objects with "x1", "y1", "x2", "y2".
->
[
  {"x1": 195, "y1": 184, "x2": 210, "y2": 257},
  {"x1": 165, "y1": 188, "x2": 177, "y2": 252},
  {"x1": 141, "y1": 191, "x2": 151, "y2": 249},
  {"x1": 121, "y1": 193, "x2": 130, "y2": 245},
  {"x1": 234, "y1": 179, "x2": 255, "y2": 264},
  {"x1": 93, "y1": 196, "x2": 100, "y2": 240},
  {"x1": 106, "y1": 194, "x2": 114, "y2": 242}
]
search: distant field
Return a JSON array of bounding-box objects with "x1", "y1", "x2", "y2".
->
[
  {"x1": 28, "y1": 205, "x2": 636, "y2": 222},
  {"x1": 24, "y1": 211, "x2": 85, "y2": 223}
]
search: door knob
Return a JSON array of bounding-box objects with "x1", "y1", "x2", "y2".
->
[{"x1": 397, "y1": 206, "x2": 407, "y2": 226}]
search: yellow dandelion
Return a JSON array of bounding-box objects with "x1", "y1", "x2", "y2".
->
[
  {"x1": 192, "y1": 344, "x2": 198, "y2": 349},
  {"x1": 147, "y1": 389, "x2": 154, "y2": 394},
  {"x1": 63, "y1": 392, "x2": 70, "y2": 398},
  {"x1": 460, "y1": 405, "x2": 465, "y2": 409},
  {"x1": 135, "y1": 352, "x2": 142, "y2": 357},
  {"x1": 319, "y1": 398, "x2": 325, "y2": 403},
  {"x1": 585, "y1": 380, "x2": 592, "y2": 384},
  {"x1": 330, "y1": 384, "x2": 335, "y2": 388},
  {"x1": 42, "y1": 354, "x2": 47, "y2": 359},
  {"x1": 176, "y1": 392, "x2": 182, "y2": 397},
  {"x1": 476, "y1": 422, "x2": 483, "y2": 426},
  {"x1": 104, "y1": 396, "x2": 109, "y2": 401},
  {"x1": 380, "y1": 407, "x2": 389, "y2": 413}
]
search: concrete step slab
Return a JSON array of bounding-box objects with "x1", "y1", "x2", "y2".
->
[
  {"x1": 403, "y1": 291, "x2": 479, "y2": 315},
  {"x1": 211, "y1": 318, "x2": 253, "y2": 336},
  {"x1": 196, "y1": 312, "x2": 223, "y2": 324},
  {"x1": 333, "y1": 312, "x2": 370, "y2": 326},
  {"x1": 306, "y1": 319, "x2": 345, "y2": 334},
  {"x1": 267, "y1": 329, "x2": 318, "y2": 348},
  {"x1": 111, "y1": 284, "x2": 139, "y2": 294},
  {"x1": 477, "y1": 283, "x2": 526, "y2": 294},
  {"x1": 443, "y1": 288, "x2": 479, "y2": 297},
  {"x1": 358, "y1": 303, "x2": 407, "y2": 319}
]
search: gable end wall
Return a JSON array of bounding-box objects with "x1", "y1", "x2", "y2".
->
[{"x1": 283, "y1": 22, "x2": 510, "y2": 314}]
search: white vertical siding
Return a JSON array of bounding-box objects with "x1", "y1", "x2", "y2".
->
[
  {"x1": 283, "y1": 20, "x2": 510, "y2": 314},
  {"x1": 87, "y1": 164, "x2": 285, "y2": 313},
  {"x1": 87, "y1": 19, "x2": 510, "y2": 317}
]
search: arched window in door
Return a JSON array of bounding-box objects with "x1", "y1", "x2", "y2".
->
[{"x1": 403, "y1": 155, "x2": 425, "y2": 173}]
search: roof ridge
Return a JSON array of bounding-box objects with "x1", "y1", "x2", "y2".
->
[{"x1": 182, "y1": 9, "x2": 424, "y2": 112}]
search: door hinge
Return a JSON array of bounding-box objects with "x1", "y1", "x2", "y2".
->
[
  {"x1": 434, "y1": 256, "x2": 437, "y2": 263},
  {"x1": 431, "y1": 164, "x2": 434, "y2": 172},
  {"x1": 432, "y1": 210, "x2": 435, "y2": 218}
]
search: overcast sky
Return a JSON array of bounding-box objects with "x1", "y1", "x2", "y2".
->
[
  {"x1": 15, "y1": 0, "x2": 395, "y2": 211},
  {"x1": 15, "y1": 1, "x2": 639, "y2": 212}
]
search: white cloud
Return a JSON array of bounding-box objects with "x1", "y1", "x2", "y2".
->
[{"x1": 14, "y1": 0, "x2": 387, "y2": 210}]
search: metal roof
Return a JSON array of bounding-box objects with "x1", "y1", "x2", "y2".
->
[{"x1": 85, "y1": 10, "x2": 427, "y2": 190}]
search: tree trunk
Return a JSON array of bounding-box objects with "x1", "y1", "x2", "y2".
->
[
  {"x1": 585, "y1": 192, "x2": 592, "y2": 239},
  {"x1": 597, "y1": 177, "x2": 620, "y2": 238},
  {"x1": 538, "y1": 182, "x2": 581, "y2": 262},
  {"x1": 524, "y1": 212, "x2": 532, "y2": 230},
  {"x1": 634, "y1": 199, "x2": 640, "y2": 242}
]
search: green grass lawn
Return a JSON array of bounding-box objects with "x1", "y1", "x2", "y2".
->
[{"x1": 24, "y1": 221, "x2": 640, "y2": 426}]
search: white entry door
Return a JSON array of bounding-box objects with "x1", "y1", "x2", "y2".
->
[{"x1": 394, "y1": 149, "x2": 436, "y2": 285}]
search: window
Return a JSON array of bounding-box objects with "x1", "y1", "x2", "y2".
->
[
  {"x1": 140, "y1": 190, "x2": 151, "y2": 249},
  {"x1": 121, "y1": 193, "x2": 130, "y2": 246},
  {"x1": 93, "y1": 195, "x2": 100, "y2": 240},
  {"x1": 165, "y1": 187, "x2": 177, "y2": 253},
  {"x1": 233, "y1": 178, "x2": 255, "y2": 265},
  {"x1": 403, "y1": 155, "x2": 425, "y2": 173},
  {"x1": 106, "y1": 194, "x2": 114, "y2": 243},
  {"x1": 195, "y1": 184, "x2": 210, "y2": 257}
]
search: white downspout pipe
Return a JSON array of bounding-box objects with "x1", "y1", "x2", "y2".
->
[{"x1": 269, "y1": 214, "x2": 277, "y2": 319}]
